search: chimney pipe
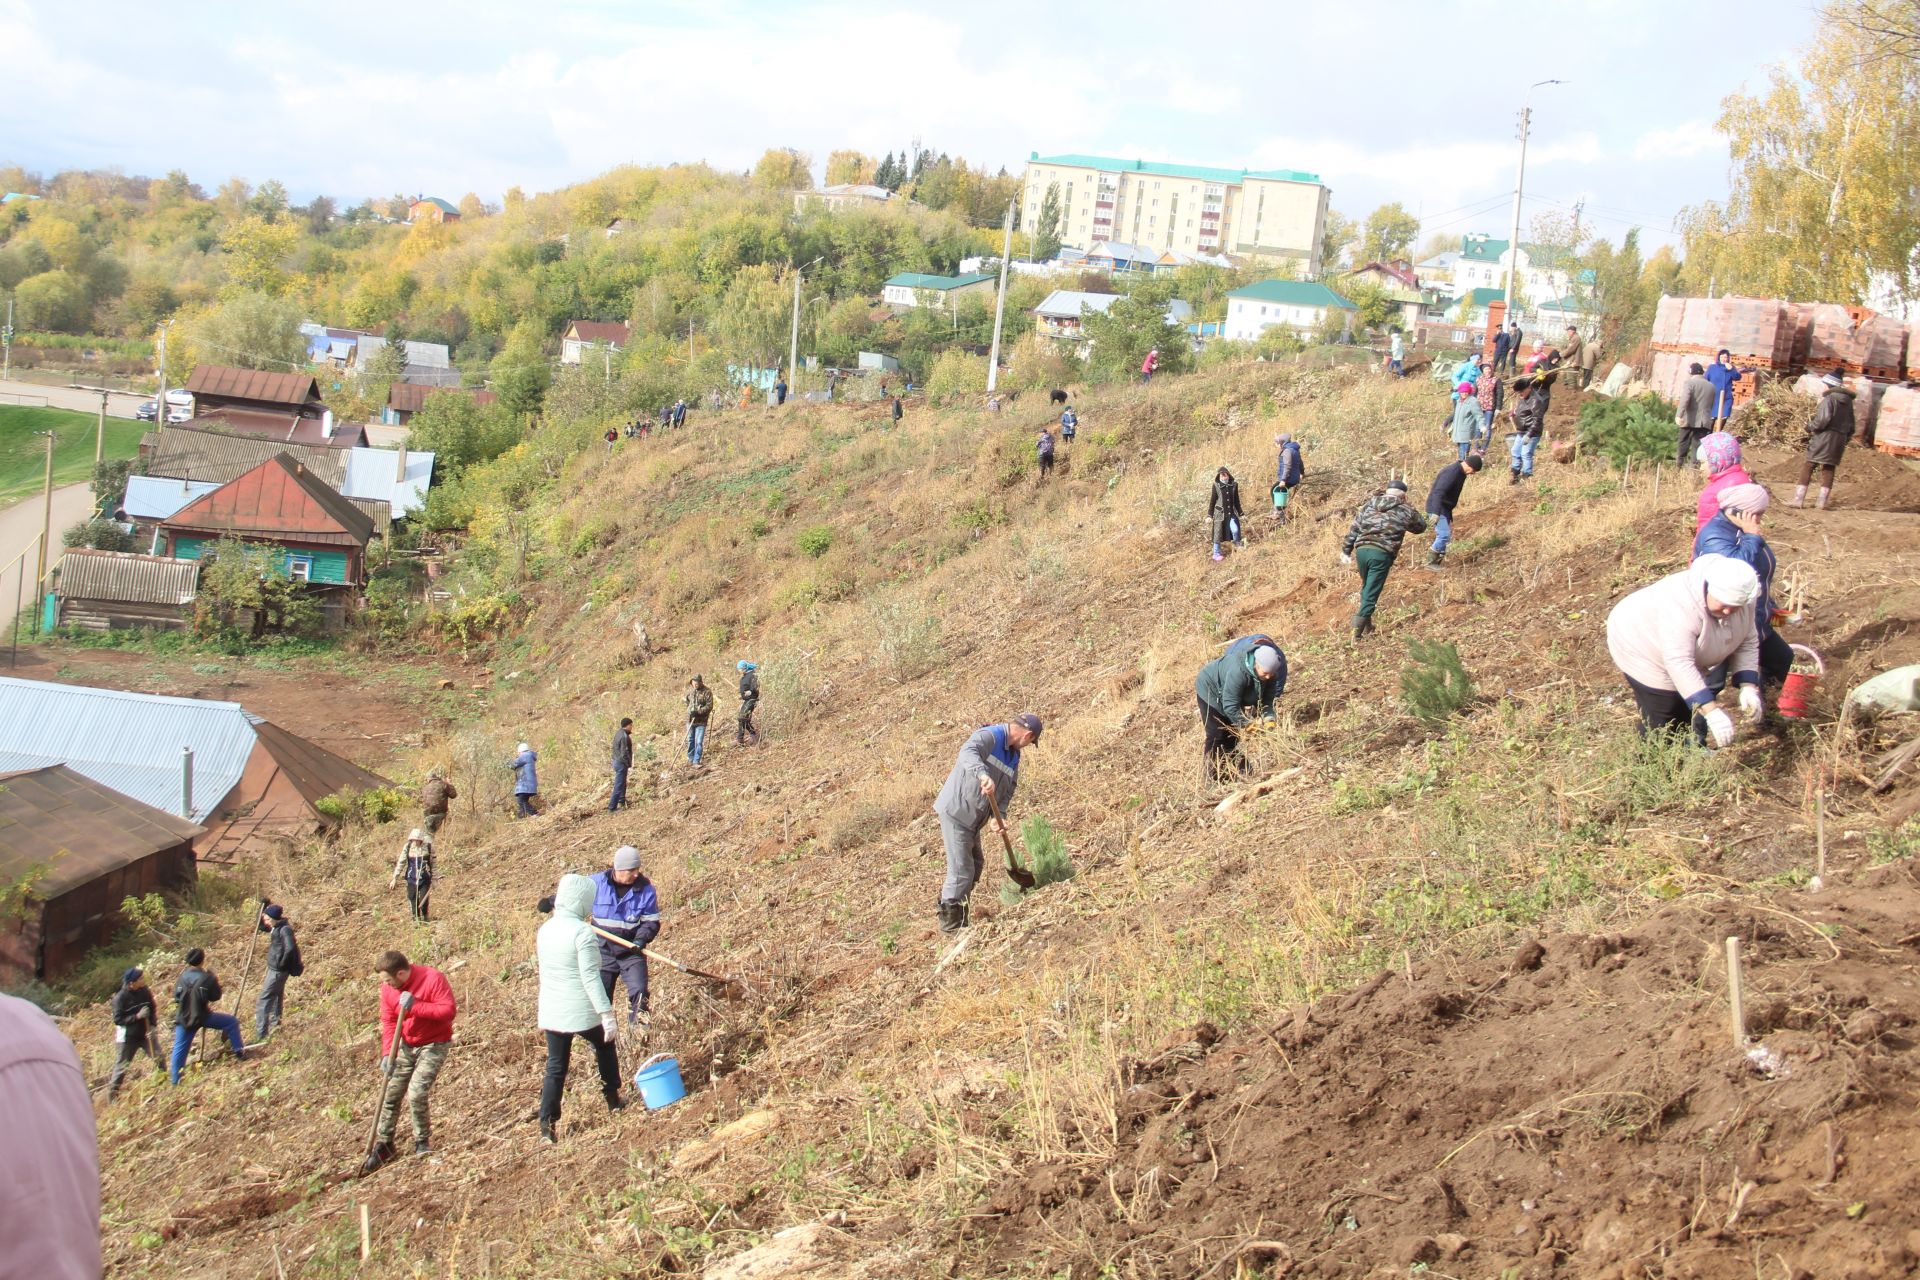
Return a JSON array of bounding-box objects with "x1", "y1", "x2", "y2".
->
[
  {"x1": 181, "y1": 746, "x2": 194, "y2": 819},
  {"x1": 394, "y1": 444, "x2": 407, "y2": 484},
  {"x1": 322, "y1": 409, "x2": 334, "y2": 439}
]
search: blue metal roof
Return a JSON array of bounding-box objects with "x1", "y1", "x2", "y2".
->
[
  {"x1": 0, "y1": 677, "x2": 258, "y2": 823},
  {"x1": 124, "y1": 476, "x2": 220, "y2": 522},
  {"x1": 344, "y1": 447, "x2": 435, "y2": 518}
]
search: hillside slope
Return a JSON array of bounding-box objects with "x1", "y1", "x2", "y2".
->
[{"x1": 86, "y1": 362, "x2": 1920, "y2": 1278}]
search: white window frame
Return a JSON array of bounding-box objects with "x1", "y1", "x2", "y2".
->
[{"x1": 287, "y1": 555, "x2": 314, "y2": 582}]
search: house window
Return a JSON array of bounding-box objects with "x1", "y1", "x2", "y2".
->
[{"x1": 287, "y1": 555, "x2": 314, "y2": 582}]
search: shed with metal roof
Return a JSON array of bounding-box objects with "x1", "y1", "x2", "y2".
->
[
  {"x1": 53, "y1": 549, "x2": 199, "y2": 632},
  {"x1": 184, "y1": 365, "x2": 327, "y2": 418},
  {"x1": 0, "y1": 764, "x2": 203, "y2": 980}
]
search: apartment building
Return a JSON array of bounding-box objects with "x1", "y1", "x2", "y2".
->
[{"x1": 1020, "y1": 152, "x2": 1330, "y2": 273}]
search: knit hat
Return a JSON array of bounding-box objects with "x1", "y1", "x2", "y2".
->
[
  {"x1": 1698, "y1": 431, "x2": 1742, "y2": 475},
  {"x1": 517, "y1": 742, "x2": 531, "y2": 754},
  {"x1": 1455, "y1": 381, "x2": 1475, "y2": 397},
  {"x1": 263, "y1": 904, "x2": 283, "y2": 920},
  {"x1": 1717, "y1": 483, "x2": 1771, "y2": 515},
  {"x1": 737, "y1": 660, "x2": 756, "y2": 671},
  {"x1": 1013, "y1": 713, "x2": 1044, "y2": 741},
  {"x1": 613, "y1": 846, "x2": 641, "y2": 872},
  {"x1": 1252, "y1": 645, "x2": 1282, "y2": 676},
  {"x1": 1822, "y1": 371, "x2": 1845, "y2": 388},
  {"x1": 1689, "y1": 361, "x2": 1705, "y2": 375},
  {"x1": 1386, "y1": 479, "x2": 1409, "y2": 492},
  {"x1": 1697, "y1": 554, "x2": 1760, "y2": 607},
  {"x1": 123, "y1": 967, "x2": 143, "y2": 984}
]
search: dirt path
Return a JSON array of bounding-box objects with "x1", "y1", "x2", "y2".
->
[{"x1": 0, "y1": 481, "x2": 91, "y2": 633}]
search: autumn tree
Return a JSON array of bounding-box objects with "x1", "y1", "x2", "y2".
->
[
  {"x1": 824, "y1": 150, "x2": 877, "y2": 186},
  {"x1": 752, "y1": 148, "x2": 813, "y2": 192},
  {"x1": 220, "y1": 215, "x2": 300, "y2": 294},
  {"x1": 1317, "y1": 209, "x2": 1357, "y2": 276},
  {"x1": 1030, "y1": 182, "x2": 1063, "y2": 261},
  {"x1": 458, "y1": 192, "x2": 487, "y2": 220},
  {"x1": 182, "y1": 291, "x2": 307, "y2": 373},
  {"x1": 1678, "y1": 15, "x2": 1920, "y2": 304},
  {"x1": 1358, "y1": 202, "x2": 1420, "y2": 263}
]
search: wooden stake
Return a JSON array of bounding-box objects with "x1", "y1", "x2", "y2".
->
[
  {"x1": 1653, "y1": 462, "x2": 1662, "y2": 503},
  {"x1": 1725, "y1": 937, "x2": 1747, "y2": 1048},
  {"x1": 360, "y1": 1203, "x2": 371, "y2": 1262},
  {"x1": 1815, "y1": 789, "x2": 1827, "y2": 882}
]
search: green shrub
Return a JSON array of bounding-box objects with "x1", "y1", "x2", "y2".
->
[
  {"x1": 796, "y1": 526, "x2": 834, "y2": 558},
  {"x1": 925, "y1": 349, "x2": 988, "y2": 404},
  {"x1": 357, "y1": 787, "x2": 405, "y2": 824},
  {"x1": 1577, "y1": 393, "x2": 1678, "y2": 469},
  {"x1": 62, "y1": 517, "x2": 135, "y2": 552},
  {"x1": 872, "y1": 601, "x2": 943, "y2": 681},
  {"x1": 314, "y1": 794, "x2": 349, "y2": 823},
  {"x1": 1402, "y1": 639, "x2": 1475, "y2": 726},
  {"x1": 999, "y1": 814, "x2": 1075, "y2": 905}
]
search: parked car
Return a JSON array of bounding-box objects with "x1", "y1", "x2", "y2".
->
[
  {"x1": 165, "y1": 406, "x2": 192, "y2": 424},
  {"x1": 164, "y1": 388, "x2": 193, "y2": 407},
  {"x1": 135, "y1": 400, "x2": 158, "y2": 421}
]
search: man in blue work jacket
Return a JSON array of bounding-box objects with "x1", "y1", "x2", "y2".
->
[{"x1": 592, "y1": 846, "x2": 661, "y2": 1032}]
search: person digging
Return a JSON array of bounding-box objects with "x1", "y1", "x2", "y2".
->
[
  {"x1": 591, "y1": 846, "x2": 662, "y2": 1036},
  {"x1": 1340, "y1": 479, "x2": 1427, "y2": 639},
  {"x1": 363, "y1": 950, "x2": 457, "y2": 1172},
  {"x1": 933, "y1": 713, "x2": 1042, "y2": 934},
  {"x1": 106, "y1": 967, "x2": 158, "y2": 1100},
  {"x1": 1195, "y1": 637, "x2": 1287, "y2": 782},
  {"x1": 420, "y1": 768, "x2": 456, "y2": 837}
]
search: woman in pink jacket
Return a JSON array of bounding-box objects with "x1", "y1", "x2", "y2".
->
[
  {"x1": 1605, "y1": 554, "x2": 1763, "y2": 747},
  {"x1": 1694, "y1": 432, "x2": 1751, "y2": 533}
]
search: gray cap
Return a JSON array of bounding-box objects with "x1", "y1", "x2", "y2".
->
[
  {"x1": 1252, "y1": 645, "x2": 1282, "y2": 676},
  {"x1": 613, "y1": 846, "x2": 641, "y2": 872}
]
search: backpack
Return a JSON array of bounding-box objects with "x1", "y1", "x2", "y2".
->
[
  {"x1": 282, "y1": 940, "x2": 305, "y2": 978},
  {"x1": 176, "y1": 972, "x2": 212, "y2": 1030}
]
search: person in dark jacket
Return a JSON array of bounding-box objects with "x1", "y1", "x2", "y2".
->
[
  {"x1": 1507, "y1": 375, "x2": 1548, "y2": 482},
  {"x1": 509, "y1": 742, "x2": 538, "y2": 818},
  {"x1": 1194, "y1": 636, "x2": 1287, "y2": 779},
  {"x1": 932, "y1": 714, "x2": 1042, "y2": 932},
  {"x1": 1060, "y1": 405, "x2": 1077, "y2": 443},
  {"x1": 1425, "y1": 453, "x2": 1483, "y2": 566},
  {"x1": 774, "y1": 377, "x2": 788, "y2": 406},
  {"x1": 1491, "y1": 325, "x2": 1513, "y2": 374},
  {"x1": 1792, "y1": 372, "x2": 1857, "y2": 509},
  {"x1": 1704, "y1": 350, "x2": 1746, "y2": 428},
  {"x1": 170, "y1": 948, "x2": 245, "y2": 1084},
  {"x1": 592, "y1": 846, "x2": 663, "y2": 1030},
  {"x1": 673, "y1": 398, "x2": 687, "y2": 429},
  {"x1": 735, "y1": 660, "x2": 761, "y2": 745},
  {"x1": 391, "y1": 829, "x2": 435, "y2": 921},
  {"x1": 106, "y1": 967, "x2": 158, "y2": 1099},
  {"x1": 1208, "y1": 467, "x2": 1245, "y2": 561},
  {"x1": 1340, "y1": 480, "x2": 1428, "y2": 638},
  {"x1": 1272, "y1": 433, "x2": 1306, "y2": 521},
  {"x1": 1693, "y1": 483, "x2": 1793, "y2": 691},
  {"x1": 255, "y1": 903, "x2": 302, "y2": 1041},
  {"x1": 890, "y1": 395, "x2": 903, "y2": 426},
  {"x1": 685, "y1": 676, "x2": 714, "y2": 765},
  {"x1": 1036, "y1": 428, "x2": 1055, "y2": 479},
  {"x1": 610, "y1": 718, "x2": 633, "y2": 812},
  {"x1": 1677, "y1": 362, "x2": 1718, "y2": 467},
  {"x1": 420, "y1": 769, "x2": 455, "y2": 836}
]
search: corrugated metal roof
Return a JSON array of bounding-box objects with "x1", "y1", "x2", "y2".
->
[
  {"x1": 54, "y1": 550, "x2": 199, "y2": 605},
  {"x1": 0, "y1": 676, "x2": 257, "y2": 823},
  {"x1": 193, "y1": 407, "x2": 364, "y2": 448},
  {"x1": 386, "y1": 383, "x2": 495, "y2": 414},
  {"x1": 0, "y1": 765, "x2": 204, "y2": 899},
  {"x1": 565, "y1": 321, "x2": 630, "y2": 346},
  {"x1": 123, "y1": 475, "x2": 220, "y2": 521},
  {"x1": 249, "y1": 720, "x2": 390, "y2": 809},
  {"x1": 1228, "y1": 279, "x2": 1358, "y2": 310},
  {"x1": 344, "y1": 447, "x2": 435, "y2": 517},
  {"x1": 184, "y1": 365, "x2": 323, "y2": 408},
  {"x1": 144, "y1": 425, "x2": 350, "y2": 487},
  {"x1": 884, "y1": 272, "x2": 996, "y2": 291},
  {"x1": 1033, "y1": 291, "x2": 1194, "y2": 324},
  {"x1": 1032, "y1": 153, "x2": 1322, "y2": 185},
  {"x1": 164, "y1": 454, "x2": 375, "y2": 547}
]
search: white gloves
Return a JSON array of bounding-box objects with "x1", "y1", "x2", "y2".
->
[
  {"x1": 1701, "y1": 706, "x2": 1736, "y2": 748},
  {"x1": 601, "y1": 1012, "x2": 620, "y2": 1043},
  {"x1": 1737, "y1": 685, "x2": 1765, "y2": 725},
  {"x1": 1339, "y1": 552, "x2": 1353, "y2": 566}
]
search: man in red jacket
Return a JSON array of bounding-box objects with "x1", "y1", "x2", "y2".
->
[{"x1": 364, "y1": 950, "x2": 457, "y2": 1172}]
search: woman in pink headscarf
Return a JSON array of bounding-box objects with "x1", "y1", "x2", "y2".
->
[{"x1": 1694, "y1": 432, "x2": 1750, "y2": 533}]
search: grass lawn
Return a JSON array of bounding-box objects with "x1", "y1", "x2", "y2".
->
[{"x1": 0, "y1": 405, "x2": 146, "y2": 506}]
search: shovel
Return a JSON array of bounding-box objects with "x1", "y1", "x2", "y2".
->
[
  {"x1": 987, "y1": 789, "x2": 1036, "y2": 889},
  {"x1": 588, "y1": 925, "x2": 742, "y2": 990},
  {"x1": 358, "y1": 1016, "x2": 406, "y2": 1176}
]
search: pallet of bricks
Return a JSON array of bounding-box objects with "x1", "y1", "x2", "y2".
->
[
  {"x1": 1649, "y1": 296, "x2": 1796, "y2": 408},
  {"x1": 1802, "y1": 303, "x2": 1911, "y2": 454}
]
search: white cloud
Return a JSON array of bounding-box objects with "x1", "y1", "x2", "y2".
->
[{"x1": 1632, "y1": 119, "x2": 1724, "y2": 163}]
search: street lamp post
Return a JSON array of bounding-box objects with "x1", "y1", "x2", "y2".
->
[
  {"x1": 1503, "y1": 78, "x2": 1565, "y2": 320},
  {"x1": 788, "y1": 257, "x2": 824, "y2": 395}
]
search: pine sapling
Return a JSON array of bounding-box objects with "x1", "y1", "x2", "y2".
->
[{"x1": 1401, "y1": 639, "x2": 1475, "y2": 726}]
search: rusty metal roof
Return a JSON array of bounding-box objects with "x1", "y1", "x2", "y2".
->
[
  {"x1": 386, "y1": 382, "x2": 496, "y2": 414},
  {"x1": 184, "y1": 364, "x2": 325, "y2": 408},
  {"x1": 250, "y1": 720, "x2": 390, "y2": 810},
  {"x1": 162, "y1": 453, "x2": 375, "y2": 547},
  {"x1": 54, "y1": 550, "x2": 199, "y2": 606},
  {"x1": 565, "y1": 320, "x2": 630, "y2": 346},
  {"x1": 0, "y1": 765, "x2": 205, "y2": 900},
  {"x1": 192, "y1": 407, "x2": 365, "y2": 448},
  {"x1": 143, "y1": 425, "x2": 348, "y2": 487}
]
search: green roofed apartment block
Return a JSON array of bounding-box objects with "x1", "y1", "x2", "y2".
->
[{"x1": 1022, "y1": 151, "x2": 1331, "y2": 272}]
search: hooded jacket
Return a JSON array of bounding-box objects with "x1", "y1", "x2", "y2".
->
[
  {"x1": 1341, "y1": 492, "x2": 1427, "y2": 558},
  {"x1": 1275, "y1": 441, "x2": 1304, "y2": 488},
  {"x1": 1696, "y1": 463, "x2": 1753, "y2": 533},
  {"x1": 1195, "y1": 635, "x2": 1288, "y2": 726},
  {"x1": 934, "y1": 725, "x2": 1021, "y2": 832},
  {"x1": 1606, "y1": 559, "x2": 1760, "y2": 706},
  {"x1": 738, "y1": 669, "x2": 760, "y2": 711},
  {"x1": 1208, "y1": 473, "x2": 1244, "y2": 542},
  {"x1": 1807, "y1": 387, "x2": 1856, "y2": 466},
  {"x1": 536, "y1": 874, "x2": 613, "y2": 1034},
  {"x1": 379, "y1": 963, "x2": 456, "y2": 1054},
  {"x1": 1693, "y1": 513, "x2": 1778, "y2": 640},
  {"x1": 1703, "y1": 362, "x2": 1743, "y2": 418},
  {"x1": 510, "y1": 750, "x2": 538, "y2": 796},
  {"x1": 263, "y1": 919, "x2": 301, "y2": 976}
]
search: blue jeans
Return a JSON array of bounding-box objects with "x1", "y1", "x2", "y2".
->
[
  {"x1": 1456, "y1": 440, "x2": 1472, "y2": 460},
  {"x1": 1431, "y1": 513, "x2": 1453, "y2": 555},
  {"x1": 1509, "y1": 433, "x2": 1539, "y2": 476},
  {"x1": 609, "y1": 766, "x2": 628, "y2": 811},
  {"x1": 686, "y1": 722, "x2": 707, "y2": 765},
  {"x1": 1389, "y1": 358, "x2": 1404, "y2": 376},
  {"x1": 171, "y1": 1014, "x2": 244, "y2": 1084}
]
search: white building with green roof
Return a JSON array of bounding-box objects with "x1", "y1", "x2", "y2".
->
[
  {"x1": 1021, "y1": 152, "x2": 1330, "y2": 273},
  {"x1": 881, "y1": 271, "x2": 997, "y2": 311},
  {"x1": 1224, "y1": 279, "x2": 1356, "y2": 342}
]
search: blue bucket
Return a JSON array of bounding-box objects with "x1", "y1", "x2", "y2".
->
[{"x1": 633, "y1": 1054, "x2": 686, "y2": 1111}]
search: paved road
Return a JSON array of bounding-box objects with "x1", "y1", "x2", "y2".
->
[
  {"x1": 0, "y1": 377, "x2": 150, "y2": 419},
  {"x1": 0, "y1": 483, "x2": 93, "y2": 629}
]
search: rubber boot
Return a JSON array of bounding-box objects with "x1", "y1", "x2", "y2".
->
[
  {"x1": 1790, "y1": 485, "x2": 1806, "y2": 508},
  {"x1": 1426, "y1": 549, "x2": 1444, "y2": 568},
  {"x1": 413, "y1": 1139, "x2": 431, "y2": 1156},
  {"x1": 1816, "y1": 487, "x2": 1831, "y2": 510},
  {"x1": 938, "y1": 902, "x2": 961, "y2": 934},
  {"x1": 1351, "y1": 614, "x2": 1368, "y2": 640},
  {"x1": 361, "y1": 1140, "x2": 395, "y2": 1174},
  {"x1": 538, "y1": 1118, "x2": 556, "y2": 1144},
  {"x1": 959, "y1": 900, "x2": 971, "y2": 929}
]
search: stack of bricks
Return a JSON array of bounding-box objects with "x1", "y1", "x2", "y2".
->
[
  {"x1": 1801, "y1": 303, "x2": 1908, "y2": 380},
  {"x1": 1647, "y1": 296, "x2": 1795, "y2": 406},
  {"x1": 1878, "y1": 385, "x2": 1920, "y2": 457}
]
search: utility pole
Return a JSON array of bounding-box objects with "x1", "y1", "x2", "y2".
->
[
  {"x1": 36, "y1": 430, "x2": 54, "y2": 598},
  {"x1": 94, "y1": 388, "x2": 107, "y2": 465},
  {"x1": 3, "y1": 297, "x2": 12, "y2": 382},
  {"x1": 1503, "y1": 79, "x2": 1564, "y2": 319},
  {"x1": 155, "y1": 320, "x2": 170, "y2": 430},
  {"x1": 788, "y1": 257, "x2": 822, "y2": 394},
  {"x1": 603, "y1": 346, "x2": 610, "y2": 386},
  {"x1": 985, "y1": 201, "x2": 1014, "y2": 393}
]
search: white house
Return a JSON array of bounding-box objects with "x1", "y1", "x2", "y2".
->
[
  {"x1": 1224, "y1": 280, "x2": 1357, "y2": 342},
  {"x1": 1449, "y1": 233, "x2": 1571, "y2": 306},
  {"x1": 1032, "y1": 290, "x2": 1195, "y2": 344},
  {"x1": 560, "y1": 320, "x2": 631, "y2": 365},
  {"x1": 880, "y1": 272, "x2": 997, "y2": 311}
]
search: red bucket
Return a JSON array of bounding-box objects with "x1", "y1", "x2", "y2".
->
[{"x1": 1776, "y1": 645, "x2": 1824, "y2": 720}]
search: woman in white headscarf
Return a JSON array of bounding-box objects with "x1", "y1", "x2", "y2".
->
[{"x1": 1605, "y1": 553, "x2": 1762, "y2": 746}]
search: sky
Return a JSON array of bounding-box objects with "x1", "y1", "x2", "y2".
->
[{"x1": 0, "y1": 0, "x2": 1822, "y2": 253}]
